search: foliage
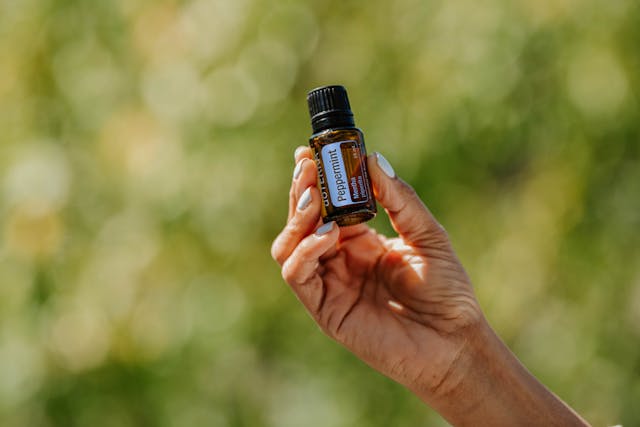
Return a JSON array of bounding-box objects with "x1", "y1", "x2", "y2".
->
[{"x1": 0, "y1": 0, "x2": 639, "y2": 425}]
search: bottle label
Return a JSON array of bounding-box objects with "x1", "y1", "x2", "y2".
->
[{"x1": 320, "y1": 140, "x2": 369, "y2": 207}]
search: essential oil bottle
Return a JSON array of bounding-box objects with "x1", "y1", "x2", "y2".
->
[{"x1": 306, "y1": 85, "x2": 376, "y2": 226}]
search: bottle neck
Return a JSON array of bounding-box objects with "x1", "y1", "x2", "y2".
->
[{"x1": 311, "y1": 112, "x2": 355, "y2": 133}]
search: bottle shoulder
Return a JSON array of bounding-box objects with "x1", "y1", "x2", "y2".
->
[{"x1": 309, "y1": 127, "x2": 364, "y2": 143}]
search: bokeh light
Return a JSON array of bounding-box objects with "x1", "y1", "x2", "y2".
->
[{"x1": 0, "y1": 0, "x2": 639, "y2": 426}]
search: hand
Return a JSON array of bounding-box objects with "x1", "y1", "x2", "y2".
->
[
  {"x1": 271, "y1": 147, "x2": 482, "y2": 399},
  {"x1": 272, "y1": 147, "x2": 590, "y2": 426}
]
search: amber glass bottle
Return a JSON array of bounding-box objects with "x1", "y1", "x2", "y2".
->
[{"x1": 307, "y1": 85, "x2": 376, "y2": 226}]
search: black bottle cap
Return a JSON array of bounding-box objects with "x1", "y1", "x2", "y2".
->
[{"x1": 307, "y1": 85, "x2": 355, "y2": 133}]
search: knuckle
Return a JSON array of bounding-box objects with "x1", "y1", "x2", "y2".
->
[
  {"x1": 286, "y1": 214, "x2": 306, "y2": 237},
  {"x1": 316, "y1": 321, "x2": 333, "y2": 338},
  {"x1": 281, "y1": 256, "x2": 313, "y2": 286},
  {"x1": 384, "y1": 178, "x2": 415, "y2": 214},
  {"x1": 270, "y1": 239, "x2": 279, "y2": 261},
  {"x1": 292, "y1": 238, "x2": 311, "y2": 260},
  {"x1": 274, "y1": 233, "x2": 296, "y2": 265},
  {"x1": 398, "y1": 178, "x2": 419, "y2": 203},
  {"x1": 281, "y1": 259, "x2": 296, "y2": 284},
  {"x1": 271, "y1": 238, "x2": 285, "y2": 265}
]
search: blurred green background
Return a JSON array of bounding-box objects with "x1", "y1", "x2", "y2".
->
[{"x1": 0, "y1": 0, "x2": 639, "y2": 425}]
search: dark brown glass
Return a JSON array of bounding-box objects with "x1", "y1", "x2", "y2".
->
[{"x1": 309, "y1": 127, "x2": 376, "y2": 226}]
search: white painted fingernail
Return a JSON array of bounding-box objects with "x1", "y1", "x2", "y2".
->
[
  {"x1": 297, "y1": 187, "x2": 312, "y2": 211},
  {"x1": 293, "y1": 160, "x2": 303, "y2": 180},
  {"x1": 375, "y1": 152, "x2": 395, "y2": 178},
  {"x1": 316, "y1": 221, "x2": 335, "y2": 235}
]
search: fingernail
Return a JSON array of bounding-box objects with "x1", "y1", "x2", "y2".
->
[
  {"x1": 293, "y1": 160, "x2": 303, "y2": 180},
  {"x1": 294, "y1": 146, "x2": 306, "y2": 160},
  {"x1": 316, "y1": 221, "x2": 335, "y2": 235},
  {"x1": 375, "y1": 152, "x2": 395, "y2": 178},
  {"x1": 297, "y1": 187, "x2": 312, "y2": 211}
]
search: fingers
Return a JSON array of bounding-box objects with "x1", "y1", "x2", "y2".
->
[
  {"x1": 294, "y1": 145, "x2": 312, "y2": 163},
  {"x1": 272, "y1": 184, "x2": 323, "y2": 265},
  {"x1": 273, "y1": 145, "x2": 320, "y2": 265},
  {"x1": 281, "y1": 221, "x2": 339, "y2": 313},
  {"x1": 367, "y1": 152, "x2": 447, "y2": 248},
  {"x1": 272, "y1": 146, "x2": 321, "y2": 264},
  {"x1": 282, "y1": 222, "x2": 338, "y2": 287},
  {"x1": 273, "y1": 145, "x2": 339, "y2": 312},
  {"x1": 288, "y1": 146, "x2": 314, "y2": 221}
]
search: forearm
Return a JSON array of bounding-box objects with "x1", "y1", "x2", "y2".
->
[{"x1": 411, "y1": 320, "x2": 591, "y2": 427}]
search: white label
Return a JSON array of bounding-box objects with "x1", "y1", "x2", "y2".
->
[{"x1": 320, "y1": 141, "x2": 368, "y2": 207}]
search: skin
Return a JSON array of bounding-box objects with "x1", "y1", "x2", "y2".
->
[{"x1": 271, "y1": 147, "x2": 591, "y2": 427}]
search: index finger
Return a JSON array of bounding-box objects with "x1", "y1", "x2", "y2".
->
[{"x1": 289, "y1": 146, "x2": 314, "y2": 221}]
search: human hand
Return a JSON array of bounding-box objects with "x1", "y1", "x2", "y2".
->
[
  {"x1": 271, "y1": 147, "x2": 482, "y2": 399},
  {"x1": 272, "y1": 147, "x2": 590, "y2": 426}
]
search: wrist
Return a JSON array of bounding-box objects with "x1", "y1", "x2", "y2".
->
[
  {"x1": 410, "y1": 318, "x2": 590, "y2": 427},
  {"x1": 408, "y1": 317, "x2": 497, "y2": 416}
]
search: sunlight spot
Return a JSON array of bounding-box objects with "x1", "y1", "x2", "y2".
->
[
  {"x1": 409, "y1": 256, "x2": 427, "y2": 282},
  {"x1": 388, "y1": 300, "x2": 404, "y2": 311}
]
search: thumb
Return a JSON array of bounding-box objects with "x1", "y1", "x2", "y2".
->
[{"x1": 367, "y1": 152, "x2": 447, "y2": 248}]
